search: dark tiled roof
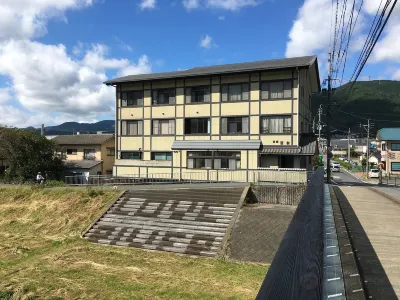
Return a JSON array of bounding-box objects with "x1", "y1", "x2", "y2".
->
[
  {"x1": 53, "y1": 134, "x2": 114, "y2": 145},
  {"x1": 377, "y1": 128, "x2": 400, "y2": 141},
  {"x1": 331, "y1": 139, "x2": 356, "y2": 149},
  {"x1": 105, "y1": 56, "x2": 317, "y2": 85},
  {"x1": 63, "y1": 160, "x2": 102, "y2": 169},
  {"x1": 261, "y1": 134, "x2": 317, "y2": 155}
]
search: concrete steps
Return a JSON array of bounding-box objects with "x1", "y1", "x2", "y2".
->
[{"x1": 84, "y1": 187, "x2": 244, "y2": 257}]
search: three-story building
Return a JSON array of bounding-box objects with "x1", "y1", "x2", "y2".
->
[{"x1": 105, "y1": 56, "x2": 320, "y2": 181}]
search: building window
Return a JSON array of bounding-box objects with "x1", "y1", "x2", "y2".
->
[
  {"x1": 221, "y1": 117, "x2": 249, "y2": 134},
  {"x1": 221, "y1": 83, "x2": 249, "y2": 101},
  {"x1": 121, "y1": 152, "x2": 142, "y2": 160},
  {"x1": 151, "y1": 152, "x2": 172, "y2": 161},
  {"x1": 260, "y1": 116, "x2": 292, "y2": 134},
  {"x1": 106, "y1": 147, "x2": 115, "y2": 156},
  {"x1": 382, "y1": 143, "x2": 386, "y2": 151},
  {"x1": 391, "y1": 162, "x2": 400, "y2": 171},
  {"x1": 121, "y1": 91, "x2": 143, "y2": 107},
  {"x1": 121, "y1": 120, "x2": 143, "y2": 136},
  {"x1": 185, "y1": 86, "x2": 210, "y2": 103},
  {"x1": 184, "y1": 118, "x2": 210, "y2": 134},
  {"x1": 83, "y1": 149, "x2": 96, "y2": 160},
  {"x1": 152, "y1": 119, "x2": 175, "y2": 135},
  {"x1": 391, "y1": 143, "x2": 400, "y2": 151},
  {"x1": 187, "y1": 151, "x2": 241, "y2": 170},
  {"x1": 261, "y1": 80, "x2": 292, "y2": 100},
  {"x1": 152, "y1": 89, "x2": 175, "y2": 105},
  {"x1": 67, "y1": 149, "x2": 77, "y2": 155}
]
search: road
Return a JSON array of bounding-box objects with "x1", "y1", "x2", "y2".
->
[{"x1": 330, "y1": 169, "x2": 369, "y2": 186}]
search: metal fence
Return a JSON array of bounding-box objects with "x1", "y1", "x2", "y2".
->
[
  {"x1": 64, "y1": 168, "x2": 311, "y2": 185},
  {"x1": 250, "y1": 184, "x2": 307, "y2": 205}
]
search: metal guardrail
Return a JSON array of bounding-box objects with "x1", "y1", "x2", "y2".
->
[
  {"x1": 64, "y1": 169, "x2": 312, "y2": 185},
  {"x1": 256, "y1": 168, "x2": 325, "y2": 300}
]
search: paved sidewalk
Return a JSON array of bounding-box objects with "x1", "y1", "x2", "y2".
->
[{"x1": 338, "y1": 186, "x2": 400, "y2": 299}]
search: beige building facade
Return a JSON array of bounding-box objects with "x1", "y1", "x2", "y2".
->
[
  {"x1": 53, "y1": 134, "x2": 115, "y2": 176},
  {"x1": 105, "y1": 56, "x2": 320, "y2": 181},
  {"x1": 377, "y1": 128, "x2": 400, "y2": 174}
]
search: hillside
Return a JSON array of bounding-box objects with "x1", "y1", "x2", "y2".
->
[
  {"x1": 28, "y1": 120, "x2": 114, "y2": 135},
  {"x1": 0, "y1": 187, "x2": 266, "y2": 299},
  {"x1": 313, "y1": 80, "x2": 400, "y2": 136}
]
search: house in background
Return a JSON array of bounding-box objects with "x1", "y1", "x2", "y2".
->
[
  {"x1": 331, "y1": 139, "x2": 356, "y2": 156},
  {"x1": 105, "y1": 55, "x2": 320, "y2": 181},
  {"x1": 377, "y1": 128, "x2": 400, "y2": 174},
  {"x1": 53, "y1": 134, "x2": 115, "y2": 176}
]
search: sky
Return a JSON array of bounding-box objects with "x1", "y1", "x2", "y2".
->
[{"x1": 0, "y1": 0, "x2": 399, "y2": 128}]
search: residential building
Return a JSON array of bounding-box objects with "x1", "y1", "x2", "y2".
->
[
  {"x1": 104, "y1": 56, "x2": 320, "y2": 181},
  {"x1": 331, "y1": 139, "x2": 356, "y2": 156},
  {"x1": 53, "y1": 134, "x2": 115, "y2": 176},
  {"x1": 377, "y1": 128, "x2": 400, "y2": 174}
]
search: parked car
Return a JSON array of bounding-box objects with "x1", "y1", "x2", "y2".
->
[
  {"x1": 331, "y1": 165, "x2": 341, "y2": 172},
  {"x1": 369, "y1": 169, "x2": 380, "y2": 178},
  {"x1": 331, "y1": 161, "x2": 341, "y2": 168}
]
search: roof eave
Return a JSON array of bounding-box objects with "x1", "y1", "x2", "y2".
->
[{"x1": 103, "y1": 59, "x2": 316, "y2": 86}]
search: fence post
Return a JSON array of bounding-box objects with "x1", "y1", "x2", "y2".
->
[{"x1": 395, "y1": 177, "x2": 397, "y2": 187}]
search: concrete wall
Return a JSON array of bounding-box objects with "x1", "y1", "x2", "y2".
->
[{"x1": 250, "y1": 184, "x2": 307, "y2": 205}]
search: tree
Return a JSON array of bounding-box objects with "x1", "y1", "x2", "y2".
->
[{"x1": 0, "y1": 127, "x2": 64, "y2": 182}]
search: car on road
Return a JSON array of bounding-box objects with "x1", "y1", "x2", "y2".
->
[
  {"x1": 331, "y1": 161, "x2": 341, "y2": 168},
  {"x1": 369, "y1": 169, "x2": 380, "y2": 178},
  {"x1": 331, "y1": 165, "x2": 341, "y2": 172}
]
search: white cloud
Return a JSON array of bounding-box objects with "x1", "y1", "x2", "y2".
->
[
  {"x1": 0, "y1": 0, "x2": 93, "y2": 41},
  {"x1": 200, "y1": 34, "x2": 216, "y2": 49},
  {"x1": 183, "y1": 0, "x2": 200, "y2": 10},
  {"x1": 218, "y1": 16, "x2": 226, "y2": 20},
  {"x1": 285, "y1": 0, "x2": 333, "y2": 57},
  {"x1": 0, "y1": 40, "x2": 152, "y2": 118},
  {"x1": 140, "y1": 0, "x2": 157, "y2": 10},
  {"x1": 182, "y1": 0, "x2": 260, "y2": 11}
]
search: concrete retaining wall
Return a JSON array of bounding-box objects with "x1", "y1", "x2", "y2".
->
[{"x1": 250, "y1": 184, "x2": 306, "y2": 206}]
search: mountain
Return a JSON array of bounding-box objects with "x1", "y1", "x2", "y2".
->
[
  {"x1": 29, "y1": 120, "x2": 115, "y2": 135},
  {"x1": 312, "y1": 80, "x2": 400, "y2": 137}
]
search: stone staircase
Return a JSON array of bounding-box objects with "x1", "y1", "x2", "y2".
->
[{"x1": 84, "y1": 187, "x2": 245, "y2": 257}]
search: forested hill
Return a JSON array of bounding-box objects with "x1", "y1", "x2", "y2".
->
[
  {"x1": 312, "y1": 80, "x2": 400, "y2": 135},
  {"x1": 26, "y1": 120, "x2": 114, "y2": 135}
]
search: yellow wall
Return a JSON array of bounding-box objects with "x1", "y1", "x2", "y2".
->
[
  {"x1": 114, "y1": 64, "x2": 318, "y2": 177},
  {"x1": 59, "y1": 137, "x2": 115, "y2": 175}
]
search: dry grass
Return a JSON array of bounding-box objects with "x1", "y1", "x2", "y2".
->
[{"x1": 0, "y1": 187, "x2": 268, "y2": 299}]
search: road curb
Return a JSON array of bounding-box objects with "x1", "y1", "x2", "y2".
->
[{"x1": 341, "y1": 168, "x2": 368, "y2": 184}]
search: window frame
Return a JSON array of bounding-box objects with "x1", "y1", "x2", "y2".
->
[
  {"x1": 66, "y1": 149, "x2": 77, "y2": 155},
  {"x1": 185, "y1": 85, "x2": 211, "y2": 104},
  {"x1": 184, "y1": 117, "x2": 211, "y2": 135},
  {"x1": 220, "y1": 82, "x2": 250, "y2": 102},
  {"x1": 151, "y1": 152, "x2": 173, "y2": 161},
  {"x1": 382, "y1": 143, "x2": 386, "y2": 151},
  {"x1": 152, "y1": 88, "x2": 176, "y2": 106},
  {"x1": 220, "y1": 116, "x2": 249, "y2": 135},
  {"x1": 187, "y1": 151, "x2": 241, "y2": 170},
  {"x1": 121, "y1": 120, "x2": 143, "y2": 136},
  {"x1": 152, "y1": 119, "x2": 176, "y2": 136},
  {"x1": 260, "y1": 115, "x2": 293, "y2": 135},
  {"x1": 120, "y1": 151, "x2": 142, "y2": 160},
  {"x1": 83, "y1": 149, "x2": 96, "y2": 160},
  {"x1": 106, "y1": 147, "x2": 115, "y2": 156},
  {"x1": 391, "y1": 143, "x2": 400, "y2": 151},
  {"x1": 260, "y1": 79, "x2": 293, "y2": 100},
  {"x1": 120, "y1": 90, "x2": 144, "y2": 107},
  {"x1": 391, "y1": 162, "x2": 400, "y2": 171}
]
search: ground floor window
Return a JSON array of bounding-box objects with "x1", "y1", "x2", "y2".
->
[
  {"x1": 391, "y1": 162, "x2": 400, "y2": 171},
  {"x1": 260, "y1": 155, "x2": 295, "y2": 168},
  {"x1": 151, "y1": 152, "x2": 172, "y2": 161},
  {"x1": 187, "y1": 151, "x2": 241, "y2": 170},
  {"x1": 120, "y1": 151, "x2": 142, "y2": 160}
]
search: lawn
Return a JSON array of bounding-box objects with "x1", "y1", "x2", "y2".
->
[{"x1": 0, "y1": 187, "x2": 267, "y2": 300}]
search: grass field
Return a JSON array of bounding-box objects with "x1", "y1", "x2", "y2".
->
[{"x1": 0, "y1": 187, "x2": 268, "y2": 299}]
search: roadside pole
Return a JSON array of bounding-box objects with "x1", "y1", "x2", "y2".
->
[
  {"x1": 348, "y1": 128, "x2": 351, "y2": 163},
  {"x1": 326, "y1": 53, "x2": 332, "y2": 184},
  {"x1": 366, "y1": 119, "x2": 370, "y2": 178}
]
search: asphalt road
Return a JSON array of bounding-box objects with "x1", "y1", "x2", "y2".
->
[{"x1": 330, "y1": 170, "x2": 369, "y2": 186}]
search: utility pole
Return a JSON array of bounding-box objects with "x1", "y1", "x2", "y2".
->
[
  {"x1": 326, "y1": 53, "x2": 332, "y2": 183},
  {"x1": 348, "y1": 128, "x2": 351, "y2": 163},
  {"x1": 318, "y1": 104, "x2": 323, "y2": 142}
]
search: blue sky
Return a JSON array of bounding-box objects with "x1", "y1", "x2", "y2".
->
[{"x1": 0, "y1": 0, "x2": 399, "y2": 127}]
